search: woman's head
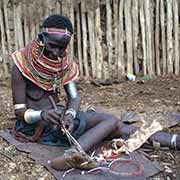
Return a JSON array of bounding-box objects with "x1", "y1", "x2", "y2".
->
[
  {"x1": 38, "y1": 14, "x2": 73, "y2": 60},
  {"x1": 42, "y1": 14, "x2": 73, "y2": 34}
]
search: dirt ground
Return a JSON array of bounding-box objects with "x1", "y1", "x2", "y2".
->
[{"x1": 0, "y1": 75, "x2": 180, "y2": 180}]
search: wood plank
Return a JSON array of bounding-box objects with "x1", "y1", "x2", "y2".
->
[
  {"x1": 139, "y1": 0, "x2": 147, "y2": 75},
  {"x1": 132, "y1": 0, "x2": 139, "y2": 75},
  {"x1": 166, "y1": 0, "x2": 173, "y2": 74},
  {"x1": 106, "y1": 0, "x2": 113, "y2": 76},
  {"x1": 13, "y1": 3, "x2": 18, "y2": 50},
  {"x1": 68, "y1": 0, "x2": 74, "y2": 64},
  {"x1": 55, "y1": 1, "x2": 61, "y2": 13},
  {"x1": 95, "y1": 0, "x2": 103, "y2": 79},
  {"x1": 3, "y1": 0, "x2": 12, "y2": 53},
  {"x1": 87, "y1": 10, "x2": 96, "y2": 78},
  {"x1": 81, "y1": 1, "x2": 89, "y2": 78},
  {"x1": 113, "y1": 0, "x2": 118, "y2": 78},
  {"x1": 117, "y1": 0, "x2": 125, "y2": 78},
  {"x1": 0, "y1": 0, "x2": 8, "y2": 76},
  {"x1": 150, "y1": 0, "x2": 155, "y2": 74},
  {"x1": 144, "y1": 0, "x2": 153, "y2": 75},
  {"x1": 173, "y1": 0, "x2": 179, "y2": 75},
  {"x1": 3, "y1": 0, "x2": 14, "y2": 69},
  {"x1": 23, "y1": 3, "x2": 30, "y2": 45},
  {"x1": 124, "y1": 0, "x2": 133, "y2": 74},
  {"x1": 155, "y1": 0, "x2": 161, "y2": 75},
  {"x1": 17, "y1": 3, "x2": 24, "y2": 48},
  {"x1": 160, "y1": 0, "x2": 167, "y2": 75},
  {"x1": 76, "y1": 4, "x2": 84, "y2": 77}
]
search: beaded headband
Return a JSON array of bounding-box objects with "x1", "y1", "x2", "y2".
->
[{"x1": 43, "y1": 28, "x2": 72, "y2": 37}]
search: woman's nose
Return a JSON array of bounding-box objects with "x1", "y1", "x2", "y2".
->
[
  {"x1": 53, "y1": 49, "x2": 61, "y2": 57},
  {"x1": 52, "y1": 47, "x2": 66, "y2": 58}
]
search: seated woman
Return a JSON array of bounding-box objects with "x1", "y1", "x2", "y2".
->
[{"x1": 11, "y1": 14, "x2": 180, "y2": 171}]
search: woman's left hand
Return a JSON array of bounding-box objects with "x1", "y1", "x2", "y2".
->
[{"x1": 63, "y1": 114, "x2": 74, "y2": 133}]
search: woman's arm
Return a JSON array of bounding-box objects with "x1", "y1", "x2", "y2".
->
[
  {"x1": 11, "y1": 64, "x2": 27, "y2": 120},
  {"x1": 12, "y1": 64, "x2": 62, "y2": 125},
  {"x1": 64, "y1": 81, "x2": 81, "y2": 114},
  {"x1": 64, "y1": 81, "x2": 80, "y2": 110},
  {"x1": 63, "y1": 81, "x2": 81, "y2": 132}
]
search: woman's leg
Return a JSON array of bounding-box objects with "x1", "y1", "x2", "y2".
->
[
  {"x1": 51, "y1": 112, "x2": 120, "y2": 170},
  {"x1": 108, "y1": 122, "x2": 138, "y2": 138},
  {"x1": 51, "y1": 112, "x2": 180, "y2": 170},
  {"x1": 77, "y1": 112, "x2": 120, "y2": 152},
  {"x1": 149, "y1": 132, "x2": 180, "y2": 149},
  {"x1": 111, "y1": 122, "x2": 180, "y2": 149}
]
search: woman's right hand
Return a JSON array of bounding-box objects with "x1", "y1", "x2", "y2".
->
[{"x1": 41, "y1": 109, "x2": 62, "y2": 125}]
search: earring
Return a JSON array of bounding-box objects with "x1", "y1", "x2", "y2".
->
[
  {"x1": 57, "y1": 57, "x2": 62, "y2": 62},
  {"x1": 39, "y1": 41, "x2": 45, "y2": 47}
]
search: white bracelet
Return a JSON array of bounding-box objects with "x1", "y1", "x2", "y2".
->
[
  {"x1": 65, "y1": 108, "x2": 77, "y2": 119},
  {"x1": 14, "y1": 104, "x2": 26, "y2": 110},
  {"x1": 24, "y1": 109, "x2": 42, "y2": 124},
  {"x1": 171, "y1": 134, "x2": 178, "y2": 150}
]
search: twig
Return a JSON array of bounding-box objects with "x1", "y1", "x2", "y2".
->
[
  {"x1": 49, "y1": 96, "x2": 58, "y2": 111},
  {"x1": 48, "y1": 95, "x2": 86, "y2": 154},
  {"x1": 62, "y1": 168, "x2": 75, "y2": 177}
]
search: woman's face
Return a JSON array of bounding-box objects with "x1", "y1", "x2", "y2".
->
[{"x1": 43, "y1": 33, "x2": 71, "y2": 60}]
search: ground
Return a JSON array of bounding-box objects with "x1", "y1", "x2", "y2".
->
[{"x1": 0, "y1": 75, "x2": 180, "y2": 180}]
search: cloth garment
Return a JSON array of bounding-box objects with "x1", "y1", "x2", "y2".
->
[{"x1": 13, "y1": 110, "x2": 94, "y2": 146}]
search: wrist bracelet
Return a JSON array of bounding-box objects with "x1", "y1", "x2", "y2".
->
[
  {"x1": 14, "y1": 103, "x2": 26, "y2": 110},
  {"x1": 24, "y1": 109, "x2": 42, "y2": 124},
  {"x1": 65, "y1": 108, "x2": 77, "y2": 119}
]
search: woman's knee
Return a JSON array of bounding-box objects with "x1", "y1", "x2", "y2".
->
[
  {"x1": 101, "y1": 113, "x2": 119, "y2": 127},
  {"x1": 85, "y1": 112, "x2": 119, "y2": 129}
]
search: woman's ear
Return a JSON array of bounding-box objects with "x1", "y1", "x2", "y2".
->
[{"x1": 38, "y1": 32, "x2": 47, "y2": 47}]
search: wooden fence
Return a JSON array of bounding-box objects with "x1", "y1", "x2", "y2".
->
[{"x1": 0, "y1": 0, "x2": 179, "y2": 79}]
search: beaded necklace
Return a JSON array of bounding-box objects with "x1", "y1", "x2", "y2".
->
[
  {"x1": 27, "y1": 41, "x2": 68, "y2": 91},
  {"x1": 12, "y1": 41, "x2": 78, "y2": 91},
  {"x1": 12, "y1": 28, "x2": 78, "y2": 91}
]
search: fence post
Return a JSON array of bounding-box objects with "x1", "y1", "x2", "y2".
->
[
  {"x1": 173, "y1": 0, "x2": 179, "y2": 75},
  {"x1": 166, "y1": 0, "x2": 173, "y2": 74},
  {"x1": 124, "y1": 0, "x2": 133, "y2": 74},
  {"x1": 155, "y1": 0, "x2": 161, "y2": 75}
]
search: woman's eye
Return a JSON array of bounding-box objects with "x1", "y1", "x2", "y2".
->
[
  {"x1": 49, "y1": 44, "x2": 56, "y2": 48},
  {"x1": 49, "y1": 44, "x2": 65, "y2": 49}
]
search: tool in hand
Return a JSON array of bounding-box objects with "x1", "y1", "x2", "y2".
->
[{"x1": 48, "y1": 95, "x2": 86, "y2": 154}]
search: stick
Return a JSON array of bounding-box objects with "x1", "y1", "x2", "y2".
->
[
  {"x1": 49, "y1": 95, "x2": 58, "y2": 111},
  {"x1": 48, "y1": 96, "x2": 86, "y2": 154}
]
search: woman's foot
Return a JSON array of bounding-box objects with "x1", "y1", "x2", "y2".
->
[
  {"x1": 149, "y1": 132, "x2": 180, "y2": 150},
  {"x1": 50, "y1": 151, "x2": 97, "y2": 171}
]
